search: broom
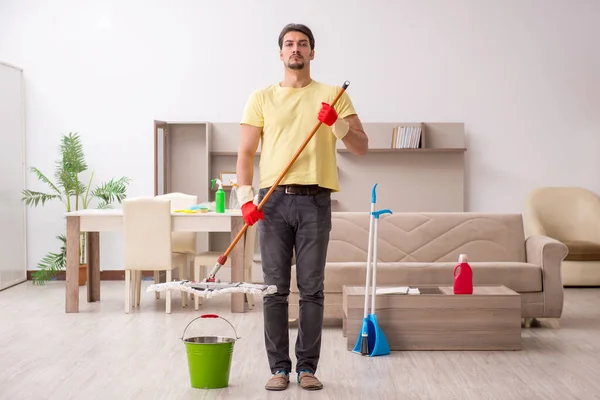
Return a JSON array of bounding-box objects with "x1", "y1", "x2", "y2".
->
[
  {"x1": 353, "y1": 183, "x2": 377, "y2": 355},
  {"x1": 353, "y1": 183, "x2": 392, "y2": 356},
  {"x1": 366, "y1": 206, "x2": 392, "y2": 357}
]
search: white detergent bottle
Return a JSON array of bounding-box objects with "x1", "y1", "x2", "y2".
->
[{"x1": 229, "y1": 182, "x2": 240, "y2": 210}]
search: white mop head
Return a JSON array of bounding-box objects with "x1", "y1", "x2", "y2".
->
[{"x1": 146, "y1": 280, "x2": 277, "y2": 298}]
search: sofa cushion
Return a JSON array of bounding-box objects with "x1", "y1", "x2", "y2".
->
[
  {"x1": 327, "y1": 212, "x2": 528, "y2": 263},
  {"x1": 563, "y1": 240, "x2": 600, "y2": 261},
  {"x1": 290, "y1": 261, "x2": 542, "y2": 294}
]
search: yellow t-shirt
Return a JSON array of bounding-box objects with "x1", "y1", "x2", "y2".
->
[{"x1": 240, "y1": 80, "x2": 356, "y2": 192}]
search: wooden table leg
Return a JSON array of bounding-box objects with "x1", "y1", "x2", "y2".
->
[
  {"x1": 86, "y1": 232, "x2": 100, "y2": 302},
  {"x1": 230, "y1": 216, "x2": 245, "y2": 313},
  {"x1": 66, "y1": 216, "x2": 80, "y2": 313}
]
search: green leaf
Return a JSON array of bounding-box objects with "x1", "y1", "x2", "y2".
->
[
  {"x1": 61, "y1": 132, "x2": 88, "y2": 175},
  {"x1": 92, "y1": 176, "x2": 131, "y2": 206},
  {"x1": 54, "y1": 132, "x2": 88, "y2": 204},
  {"x1": 82, "y1": 171, "x2": 95, "y2": 209},
  {"x1": 32, "y1": 235, "x2": 66, "y2": 285},
  {"x1": 96, "y1": 200, "x2": 110, "y2": 209},
  {"x1": 21, "y1": 189, "x2": 62, "y2": 208},
  {"x1": 28, "y1": 167, "x2": 63, "y2": 197}
]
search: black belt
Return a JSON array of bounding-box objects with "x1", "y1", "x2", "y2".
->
[{"x1": 274, "y1": 185, "x2": 329, "y2": 195}]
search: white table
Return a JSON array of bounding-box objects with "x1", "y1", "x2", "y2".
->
[{"x1": 63, "y1": 209, "x2": 246, "y2": 313}]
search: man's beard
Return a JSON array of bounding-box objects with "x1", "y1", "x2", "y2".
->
[
  {"x1": 288, "y1": 61, "x2": 305, "y2": 70},
  {"x1": 287, "y1": 56, "x2": 305, "y2": 70}
]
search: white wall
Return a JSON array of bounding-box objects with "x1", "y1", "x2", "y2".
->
[{"x1": 0, "y1": 0, "x2": 598, "y2": 271}]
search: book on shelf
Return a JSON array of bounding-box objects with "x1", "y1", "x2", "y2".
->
[{"x1": 391, "y1": 124, "x2": 425, "y2": 149}]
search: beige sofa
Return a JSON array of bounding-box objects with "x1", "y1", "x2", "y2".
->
[
  {"x1": 524, "y1": 186, "x2": 600, "y2": 286},
  {"x1": 290, "y1": 212, "x2": 568, "y2": 323}
]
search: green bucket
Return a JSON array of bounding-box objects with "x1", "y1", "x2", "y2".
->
[{"x1": 181, "y1": 313, "x2": 240, "y2": 389}]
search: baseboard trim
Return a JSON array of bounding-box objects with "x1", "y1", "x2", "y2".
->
[
  {"x1": 25, "y1": 270, "x2": 263, "y2": 285},
  {"x1": 26, "y1": 270, "x2": 158, "y2": 281}
]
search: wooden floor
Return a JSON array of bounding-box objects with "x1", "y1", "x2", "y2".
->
[{"x1": 1, "y1": 282, "x2": 600, "y2": 400}]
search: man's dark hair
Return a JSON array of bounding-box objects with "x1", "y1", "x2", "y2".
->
[{"x1": 278, "y1": 23, "x2": 315, "y2": 50}]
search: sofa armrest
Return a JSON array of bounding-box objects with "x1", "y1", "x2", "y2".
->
[{"x1": 525, "y1": 235, "x2": 569, "y2": 318}]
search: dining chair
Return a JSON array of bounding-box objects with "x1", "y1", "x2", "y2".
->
[{"x1": 123, "y1": 196, "x2": 186, "y2": 314}]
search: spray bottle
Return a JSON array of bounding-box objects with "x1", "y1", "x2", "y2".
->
[
  {"x1": 229, "y1": 182, "x2": 240, "y2": 210},
  {"x1": 211, "y1": 178, "x2": 226, "y2": 213}
]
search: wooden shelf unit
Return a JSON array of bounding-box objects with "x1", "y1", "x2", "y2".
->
[
  {"x1": 154, "y1": 120, "x2": 212, "y2": 252},
  {"x1": 334, "y1": 122, "x2": 466, "y2": 213},
  {"x1": 154, "y1": 120, "x2": 467, "y2": 253}
]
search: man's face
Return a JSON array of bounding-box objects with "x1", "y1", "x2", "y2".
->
[{"x1": 280, "y1": 31, "x2": 314, "y2": 70}]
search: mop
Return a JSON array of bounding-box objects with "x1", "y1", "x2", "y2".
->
[
  {"x1": 146, "y1": 280, "x2": 277, "y2": 298},
  {"x1": 147, "y1": 80, "x2": 351, "y2": 300},
  {"x1": 353, "y1": 183, "x2": 392, "y2": 357}
]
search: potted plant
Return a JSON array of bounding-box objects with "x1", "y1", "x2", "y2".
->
[{"x1": 21, "y1": 132, "x2": 131, "y2": 285}]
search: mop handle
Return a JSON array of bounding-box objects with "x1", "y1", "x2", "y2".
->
[
  {"x1": 213, "y1": 81, "x2": 351, "y2": 265},
  {"x1": 370, "y1": 209, "x2": 392, "y2": 314}
]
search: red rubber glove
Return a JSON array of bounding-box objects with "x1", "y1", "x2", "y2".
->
[
  {"x1": 318, "y1": 102, "x2": 338, "y2": 126},
  {"x1": 241, "y1": 201, "x2": 264, "y2": 226}
]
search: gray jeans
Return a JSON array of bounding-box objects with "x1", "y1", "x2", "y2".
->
[{"x1": 257, "y1": 187, "x2": 332, "y2": 375}]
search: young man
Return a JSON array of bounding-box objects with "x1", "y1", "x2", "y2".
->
[{"x1": 235, "y1": 23, "x2": 368, "y2": 391}]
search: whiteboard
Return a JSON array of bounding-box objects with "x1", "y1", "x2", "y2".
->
[{"x1": 0, "y1": 61, "x2": 27, "y2": 290}]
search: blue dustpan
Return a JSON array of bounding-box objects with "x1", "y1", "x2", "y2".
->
[
  {"x1": 367, "y1": 314, "x2": 390, "y2": 356},
  {"x1": 352, "y1": 314, "x2": 390, "y2": 356}
]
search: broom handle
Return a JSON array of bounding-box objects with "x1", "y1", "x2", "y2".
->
[
  {"x1": 363, "y1": 205, "x2": 375, "y2": 319},
  {"x1": 369, "y1": 209, "x2": 391, "y2": 313},
  {"x1": 370, "y1": 217, "x2": 379, "y2": 314},
  {"x1": 219, "y1": 80, "x2": 351, "y2": 260}
]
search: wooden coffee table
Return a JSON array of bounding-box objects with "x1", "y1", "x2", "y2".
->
[{"x1": 342, "y1": 285, "x2": 522, "y2": 351}]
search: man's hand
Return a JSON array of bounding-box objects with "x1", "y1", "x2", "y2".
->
[
  {"x1": 241, "y1": 201, "x2": 264, "y2": 226},
  {"x1": 236, "y1": 184, "x2": 264, "y2": 225},
  {"x1": 318, "y1": 102, "x2": 349, "y2": 140},
  {"x1": 318, "y1": 102, "x2": 338, "y2": 126}
]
